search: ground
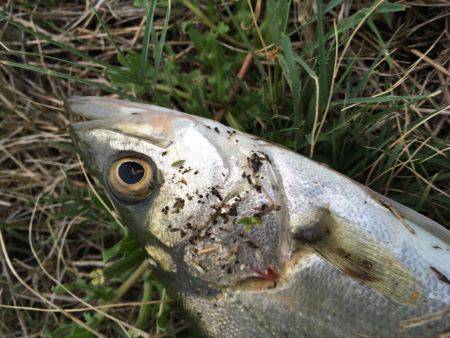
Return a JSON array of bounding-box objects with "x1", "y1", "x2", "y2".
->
[{"x1": 0, "y1": 1, "x2": 449, "y2": 337}]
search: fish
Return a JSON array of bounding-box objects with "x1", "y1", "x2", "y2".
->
[{"x1": 66, "y1": 96, "x2": 450, "y2": 337}]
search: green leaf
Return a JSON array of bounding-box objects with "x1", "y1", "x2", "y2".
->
[
  {"x1": 171, "y1": 159, "x2": 186, "y2": 167},
  {"x1": 238, "y1": 216, "x2": 262, "y2": 233}
]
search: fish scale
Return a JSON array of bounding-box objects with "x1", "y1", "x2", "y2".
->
[{"x1": 67, "y1": 96, "x2": 450, "y2": 337}]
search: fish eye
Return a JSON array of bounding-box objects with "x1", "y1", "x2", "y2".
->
[{"x1": 107, "y1": 157, "x2": 154, "y2": 202}]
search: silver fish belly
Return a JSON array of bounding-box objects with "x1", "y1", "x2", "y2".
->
[{"x1": 67, "y1": 96, "x2": 450, "y2": 337}]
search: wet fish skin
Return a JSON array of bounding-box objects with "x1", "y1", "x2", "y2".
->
[{"x1": 67, "y1": 96, "x2": 450, "y2": 337}]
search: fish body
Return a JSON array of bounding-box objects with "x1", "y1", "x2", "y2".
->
[{"x1": 67, "y1": 96, "x2": 450, "y2": 337}]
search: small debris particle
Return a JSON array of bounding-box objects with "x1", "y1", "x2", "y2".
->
[
  {"x1": 214, "y1": 127, "x2": 220, "y2": 134},
  {"x1": 197, "y1": 244, "x2": 219, "y2": 255},
  {"x1": 389, "y1": 206, "x2": 416, "y2": 235},
  {"x1": 161, "y1": 206, "x2": 169, "y2": 215},
  {"x1": 172, "y1": 198, "x2": 185, "y2": 213},
  {"x1": 228, "y1": 204, "x2": 238, "y2": 217},
  {"x1": 254, "y1": 203, "x2": 272, "y2": 217},
  {"x1": 211, "y1": 187, "x2": 223, "y2": 201},
  {"x1": 179, "y1": 178, "x2": 188, "y2": 185},
  {"x1": 161, "y1": 151, "x2": 168, "y2": 156},
  {"x1": 242, "y1": 172, "x2": 252, "y2": 185},
  {"x1": 227, "y1": 130, "x2": 237, "y2": 139},
  {"x1": 430, "y1": 267, "x2": 450, "y2": 284},
  {"x1": 262, "y1": 152, "x2": 272, "y2": 164},
  {"x1": 171, "y1": 159, "x2": 186, "y2": 167},
  {"x1": 206, "y1": 125, "x2": 211, "y2": 129},
  {"x1": 245, "y1": 240, "x2": 259, "y2": 249},
  {"x1": 182, "y1": 167, "x2": 192, "y2": 174},
  {"x1": 249, "y1": 152, "x2": 264, "y2": 173}
]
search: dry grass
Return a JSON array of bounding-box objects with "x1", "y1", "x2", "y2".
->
[{"x1": 0, "y1": 1, "x2": 449, "y2": 337}]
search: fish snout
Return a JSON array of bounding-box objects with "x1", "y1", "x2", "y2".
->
[{"x1": 66, "y1": 96, "x2": 194, "y2": 148}]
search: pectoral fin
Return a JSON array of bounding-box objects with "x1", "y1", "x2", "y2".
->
[{"x1": 293, "y1": 208, "x2": 424, "y2": 304}]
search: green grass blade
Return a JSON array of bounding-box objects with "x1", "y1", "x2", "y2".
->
[
  {"x1": 141, "y1": 0, "x2": 158, "y2": 84},
  {"x1": 1, "y1": 60, "x2": 133, "y2": 99},
  {"x1": 333, "y1": 93, "x2": 439, "y2": 106},
  {"x1": 316, "y1": 0, "x2": 328, "y2": 109},
  {"x1": 220, "y1": 0, "x2": 266, "y2": 79},
  {"x1": 0, "y1": 12, "x2": 108, "y2": 67},
  {"x1": 151, "y1": 0, "x2": 171, "y2": 89},
  {"x1": 278, "y1": 34, "x2": 301, "y2": 148},
  {"x1": 88, "y1": 0, "x2": 124, "y2": 58}
]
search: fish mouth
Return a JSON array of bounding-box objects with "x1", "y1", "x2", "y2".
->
[
  {"x1": 65, "y1": 95, "x2": 195, "y2": 131},
  {"x1": 65, "y1": 96, "x2": 185, "y2": 120},
  {"x1": 66, "y1": 95, "x2": 190, "y2": 155},
  {"x1": 66, "y1": 96, "x2": 155, "y2": 119},
  {"x1": 65, "y1": 96, "x2": 133, "y2": 134}
]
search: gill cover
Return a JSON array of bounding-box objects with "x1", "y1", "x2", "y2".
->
[{"x1": 67, "y1": 96, "x2": 287, "y2": 288}]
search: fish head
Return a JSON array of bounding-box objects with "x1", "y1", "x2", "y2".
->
[{"x1": 67, "y1": 96, "x2": 286, "y2": 290}]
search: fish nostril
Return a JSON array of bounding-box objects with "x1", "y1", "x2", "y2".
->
[{"x1": 118, "y1": 161, "x2": 145, "y2": 184}]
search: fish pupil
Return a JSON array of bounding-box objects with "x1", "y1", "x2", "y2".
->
[{"x1": 118, "y1": 161, "x2": 145, "y2": 184}]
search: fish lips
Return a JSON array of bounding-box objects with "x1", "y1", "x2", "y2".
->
[
  {"x1": 66, "y1": 96, "x2": 196, "y2": 148},
  {"x1": 65, "y1": 95, "x2": 178, "y2": 120}
]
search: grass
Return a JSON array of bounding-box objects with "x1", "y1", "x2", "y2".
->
[{"x1": 0, "y1": 0, "x2": 449, "y2": 337}]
